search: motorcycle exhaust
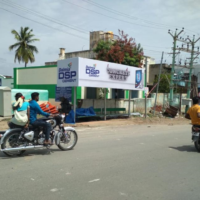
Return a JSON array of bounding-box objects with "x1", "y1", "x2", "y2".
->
[{"x1": 1, "y1": 145, "x2": 45, "y2": 152}]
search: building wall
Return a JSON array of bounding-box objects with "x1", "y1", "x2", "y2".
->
[
  {"x1": 64, "y1": 50, "x2": 95, "y2": 59},
  {"x1": 90, "y1": 31, "x2": 114, "y2": 50},
  {"x1": 148, "y1": 64, "x2": 171, "y2": 85},
  {"x1": 0, "y1": 75, "x2": 13, "y2": 88},
  {"x1": 142, "y1": 57, "x2": 155, "y2": 84}
]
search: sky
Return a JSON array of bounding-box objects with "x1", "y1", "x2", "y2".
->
[{"x1": 1, "y1": 0, "x2": 200, "y2": 76}]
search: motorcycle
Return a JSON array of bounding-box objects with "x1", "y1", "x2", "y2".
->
[
  {"x1": 0, "y1": 115, "x2": 78, "y2": 157},
  {"x1": 192, "y1": 125, "x2": 200, "y2": 152}
]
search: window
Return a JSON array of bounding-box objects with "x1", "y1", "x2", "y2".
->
[
  {"x1": 112, "y1": 89, "x2": 124, "y2": 99},
  {"x1": 86, "y1": 87, "x2": 97, "y2": 99}
]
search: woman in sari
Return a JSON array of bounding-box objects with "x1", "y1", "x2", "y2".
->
[{"x1": 8, "y1": 93, "x2": 30, "y2": 128}]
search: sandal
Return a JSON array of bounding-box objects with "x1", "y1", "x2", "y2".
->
[{"x1": 44, "y1": 140, "x2": 53, "y2": 145}]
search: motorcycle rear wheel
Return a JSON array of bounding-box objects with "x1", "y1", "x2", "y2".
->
[
  {"x1": 194, "y1": 141, "x2": 200, "y2": 153},
  {"x1": 1, "y1": 131, "x2": 25, "y2": 157}
]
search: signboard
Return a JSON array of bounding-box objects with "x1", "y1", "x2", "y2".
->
[
  {"x1": 55, "y1": 86, "x2": 72, "y2": 102},
  {"x1": 57, "y1": 57, "x2": 145, "y2": 91}
]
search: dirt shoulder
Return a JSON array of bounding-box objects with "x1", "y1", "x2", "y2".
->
[{"x1": 0, "y1": 116, "x2": 191, "y2": 130}]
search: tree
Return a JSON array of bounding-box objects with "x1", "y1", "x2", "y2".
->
[
  {"x1": 154, "y1": 74, "x2": 171, "y2": 93},
  {"x1": 9, "y1": 27, "x2": 39, "y2": 67},
  {"x1": 93, "y1": 30, "x2": 143, "y2": 67}
]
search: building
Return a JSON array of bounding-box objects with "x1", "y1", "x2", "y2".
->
[
  {"x1": 45, "y1": 31, "x2": 117, "y2": 66},
  {"x1": 0, "y1": 74, "x2": 13, "y2": 88},
  {"x1": 147, "y1": 64, "x2": 171, "y2": 87}
]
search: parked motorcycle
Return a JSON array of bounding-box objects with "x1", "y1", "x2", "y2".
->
[
  {"x1": 192, "y1": 125, "x2": 200, "y2": 152},
  {"x1": 0, "y1": 115, "x2": 78, "y2": 157}
]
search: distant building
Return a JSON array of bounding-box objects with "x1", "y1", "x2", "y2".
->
[
  {"x1": 0, "y1": 74, "x2": 13, "y2": 88},
  {"x1": 45, "y1": 31, "x2": 117, "y2": 66}
]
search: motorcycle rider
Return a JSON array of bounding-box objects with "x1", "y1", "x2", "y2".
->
[
  {"x1": 29, "y1": 92, "x2": 52, "y2": 145},
  {"x1": 185, "y1": 96, "x2": 200, "y2": 125}
]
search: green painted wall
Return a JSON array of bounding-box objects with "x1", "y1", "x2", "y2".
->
[
  {"x1": 16, "y1": 65, "x2": 57, "y2": 70},
  {"x1": 125, "y1": 90, "x2": 129, "y2": 99}
]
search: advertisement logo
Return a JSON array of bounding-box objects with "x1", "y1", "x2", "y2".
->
[
  {"x1": 58, "y1": 62, "x2": 77, "y2": 83},
  {"x1": 86, "y1": 64, "x2": 100, "y2": 77},
  {"x1": 135, "y1": 70, "x2": 143, "y2": 89},
  {"x1": 107, "y1": 64, "x2": 130, "y2": 81},
  {"x1": 68, "y1": 62, "x2": 72, "y2": 68}
]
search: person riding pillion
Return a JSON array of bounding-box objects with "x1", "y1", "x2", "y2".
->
[{"x1": 8, "y1": 93, "x2": 30, "y2": 128}]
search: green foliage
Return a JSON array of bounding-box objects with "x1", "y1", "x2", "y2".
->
[
  {"x1": 9, "y1": 27, "x2": 39, "y2": 67},
  {"x1": 154, "y1": 74, "x2": 171, "y2": 93},
  {"x1": 93, "y1": 30, "x2": 143, "y2": 67}
]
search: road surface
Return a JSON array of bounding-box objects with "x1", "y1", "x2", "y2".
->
[{"x1": 0, "y1": 124, "x2": 199, "y2": 200}]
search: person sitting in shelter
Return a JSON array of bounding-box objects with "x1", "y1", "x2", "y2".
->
[
  {"x1": 59, "y1": 97, "x2": 72, "y2": 115},
  {"x1": 8, "y1": 93, "x2": 30, "y2": 128}
]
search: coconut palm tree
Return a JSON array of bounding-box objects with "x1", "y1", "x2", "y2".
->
[{"x1": 9, "y1": 27, "x2": 39, "y2": 67}]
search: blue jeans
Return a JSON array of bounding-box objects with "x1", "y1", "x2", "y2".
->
[{"x1": 32, "y1": 120, "x2": 51, "y2": 141}]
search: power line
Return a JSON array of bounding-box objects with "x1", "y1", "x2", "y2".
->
[
  {"x1": 144, "y1": 49, "x2": 166, "y2": 53},
  {"x1": 0, "y1": 7, "x2": 88, "y2": 40},
  {"x1": 0, "y1": 2, "x2": 177, "y2": 57},
  {"x1": 0, "y1": 0, "x2": 89, "y2": 34},
  {"x1": 61, "y1": 0, "x2": 166, "y2": 30},
  {"x1": 143, "y1": 45, "x2": 171, "y2": 49},
  {"x1": 81, "y1": 0, "x2": 198, "y2": 35}
]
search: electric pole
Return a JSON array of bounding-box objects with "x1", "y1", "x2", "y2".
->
[
  {"x1": 168, "y1": 28, "x2": 184, "y2": 105},
  {"x1": 169, "y1": 30, "x2": 200, "y2": 112},
  {"x1": 185, "y1": 35, "x2": 200, "y2": 99},
  {"x1": 153, "y1": 51, "x2": 164, "y2": 115}
]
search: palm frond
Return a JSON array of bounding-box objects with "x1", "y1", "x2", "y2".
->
[
  {"x1": 11, "y1": 30, "x2": 21, "y2": 41},
  {"x1": 9, "y1": 42, "x2": 22, "y2": 51},
  {"x1": 27, "y1": 38, "x2": 40, "y2": 43},
  {"x1": 27, "y1": 45, "x2": 39, "y2": 53}
]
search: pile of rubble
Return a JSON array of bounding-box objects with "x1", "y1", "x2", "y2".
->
[{"x1": 150, "y1": 104, "x2": 179, "y2": 118}]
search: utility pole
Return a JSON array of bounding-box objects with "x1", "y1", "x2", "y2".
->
[
  {"x1": 144, "y1": 57, "x2": 147, "y2": 119},
  {"x1": 186, "y1": 35, "x2": 200, "y2": 99},
  {"x1": 168, "y1": 28, "x2": 184, "y2": 105},
  {"x1": 153, "y1": 51, "x2": 164, "y2": 115},
  {"x1": 169, "y1": 31, "x2": 200, "y2": 112}
]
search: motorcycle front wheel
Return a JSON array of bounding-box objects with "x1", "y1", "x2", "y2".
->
[
  {"x1": 1, "y1": 131, "x2": 25, "y2": 157},
  {"x1": 57, "y1": 130, "x2": 78, "y2": 151}
]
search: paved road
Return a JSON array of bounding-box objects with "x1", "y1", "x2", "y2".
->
[{"x1": 0, "y1": 124, "x2": 199, "y2": 200}]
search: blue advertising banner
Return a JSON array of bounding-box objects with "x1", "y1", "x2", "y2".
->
[
  {"x1": 135, "y1": 70, "x2": 143, "y2": 89},
  {"x1": 55, "y1": 86, "x2": 72, "y2": 102}
]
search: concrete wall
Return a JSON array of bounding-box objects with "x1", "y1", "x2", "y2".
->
[
  {"x1": 64, "y1": 50, "x2": 95, "y2": 59},
  {"x1": 150, "y1": 93, "x2": 187, "y2": 112},
  {"x1": 80, "y1": 98, "x2": 154, "y2": 113},
  {"x1": 17, "y1": 67, "x2": 56, "y2": 85},
  {"x1": 80, "y1": 93, "x2": 189, "y2": 114}
]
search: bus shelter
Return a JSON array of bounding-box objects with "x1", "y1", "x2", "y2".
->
[{"x1": 57, "y1": 57, "x2": 145, "y2": 122}]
